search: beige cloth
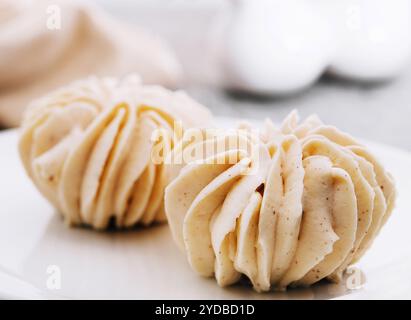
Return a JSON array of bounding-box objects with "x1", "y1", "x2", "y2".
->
[
  {"x1": 165, "y1": 111, "x2": 396, "y2": 291},
  {"x1": 0, "y1": 0, "x2": 182, "y2": 127}
]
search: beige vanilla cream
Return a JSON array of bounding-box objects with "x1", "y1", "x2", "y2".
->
[
  {"x1": 19, "y1": 75, "x2": 212, "y2": 229},
  {"x1": 165, "y1": 111, "x2": 396, "y2": 291}
]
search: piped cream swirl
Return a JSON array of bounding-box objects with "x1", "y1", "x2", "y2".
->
[
  {"x1": 19, "y1": 75, "x2": 212, "y2": 229},
  {"x1": 165, "y1": 111, "x2": 395, "y2": 291}
]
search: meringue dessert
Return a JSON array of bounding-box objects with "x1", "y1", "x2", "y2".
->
[
  {"x1": 165, "y1": 111, "x2": 396, "y2": 291},
  {"x1": 19, "y1": 75, "x2": 212, "y2": 229}
]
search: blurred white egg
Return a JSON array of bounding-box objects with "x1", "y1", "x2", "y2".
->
[
  {"x1": 220, "y1": 0, "x2": 334, "y2": 94},
  {"x1": 328, "y1": 0, "x2": 411, "y2": 81}
]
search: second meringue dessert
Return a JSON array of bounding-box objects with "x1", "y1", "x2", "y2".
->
[
  {"x1": 165, "y1": 111, "x2": 396, "y2": 291},
  {"x1": 19, "y1": 75, "x2": 212, "y2": 229}
]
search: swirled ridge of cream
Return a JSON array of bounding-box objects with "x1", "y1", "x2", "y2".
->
[
  {"x1": 165, "y1": 111, "x2": 396, "y2": 291},
  {"x1": 19, "y1": 75, "x2": 212, "y2": 229}
]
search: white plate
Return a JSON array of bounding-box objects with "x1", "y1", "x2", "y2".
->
[{"x1": 0, "y1": 117, "x2": 411, "y2": 299}]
